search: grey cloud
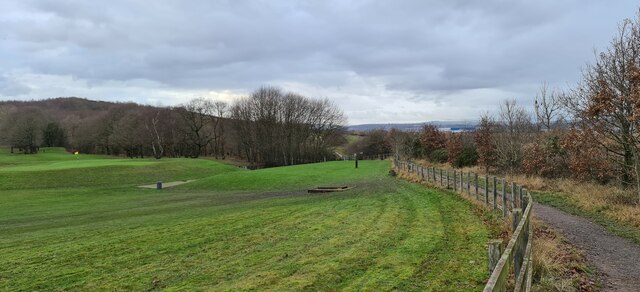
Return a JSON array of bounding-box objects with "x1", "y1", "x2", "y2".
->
[
  {"x1": 0, "y1": 76, "x2": 31, "y2": 96},
  {"x1": 0, "y1": 0, "x2": 638, "y2": 123}
]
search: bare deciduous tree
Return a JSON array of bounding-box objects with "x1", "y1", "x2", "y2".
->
[
  {"x1": 145, "y1": 109, "x2": 164, "y2": 159},
  {"x1": 179, "y1": 98, "x2": 216, "y2": 158},
  {"x1": 8, "y1": 108, "x2": 43, "y2": 154},
  {"x1": 534, "y1": 82, "x2": 563, "y2": 131},
  {"x1": 495, "y1": 99, "x2": 535, "y2": 172},
  {"x1": 231, "y1": 86, "x2": 345, "y2": 167},
  {"x1": 211, "y1": 101, "x2": 228, "y2": 158}
]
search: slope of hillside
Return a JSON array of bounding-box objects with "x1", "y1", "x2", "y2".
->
[{"x1": 0, "y1": 150, "x2": 490, "y2": 291}]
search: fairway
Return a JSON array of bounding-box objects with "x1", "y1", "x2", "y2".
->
[{"x1": 0, "y1": 148, "x2": 490, "y2": 291}]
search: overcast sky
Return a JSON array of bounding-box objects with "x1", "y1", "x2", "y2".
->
[{"x1": 0, "y1": 1, "x2": 638, "y2": 124}]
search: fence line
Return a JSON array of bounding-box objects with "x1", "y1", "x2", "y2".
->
[
  {"x1": 341, "y1": 153, "x2": 392, "y2": 161},
  {"x1": 393, "y1": 159, "x2": 533, "y2": 292}
]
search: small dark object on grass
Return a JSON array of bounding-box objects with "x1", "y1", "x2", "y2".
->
[
  {"x1": 389, "y1": 169, "x2": 397, "y2": 177},
  {"x1": 308, "y1": 186, "x2": 352, "y2": 193}
]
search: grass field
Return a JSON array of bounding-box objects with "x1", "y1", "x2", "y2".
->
[{"x1": 0, "y1": 148, "x2": 490, "y2": 291}]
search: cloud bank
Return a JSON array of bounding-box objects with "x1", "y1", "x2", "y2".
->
[{"x1": 0, "y1": 0, "x2": 637, "y2": 124}]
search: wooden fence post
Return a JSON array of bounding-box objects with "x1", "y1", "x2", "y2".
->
[
  {"x1": 511, "y1": 182, "x2": 517, "y2": 209},
  {"x1": 493, "y1": 176, "x2": 498, "y2": 211},
  {"x1": 460, "y1": 171, "x2": 464, "y2": 193},
  {"x1": 488, "y1": 239, "x2": 503, "y2": 273},
  {"x1": 447, "y1": 170, "x2": 451, "y2": 189},
  {"x1": 512, "y1": 208, "x2": 522, "y2": 232},
  {"x1": 432, "y1": 167, "x2": 436, "y2": 182},
  {"x1": 467, "y1": 172, "x2": 471, "y2": 194},
  {"x1": 512, "y1": 208, "x2": 523, "y2": 278},
  {"x1": 440, "y1": 169, "x2": 443, "y2": 186},
  {"x1": 475, "y1": 173, "x2": 479, "y2": 199},
  {"x1": 453, "y1": 170, "x2": 457, "y2": 191},
  {"x1": 520, "y1": 187, "x2": 525, "y2": 209},
  {"x1": 502, "y1": 178, "x2": 507, "y2": 217},
  {"x1": 484, "y1": 176, "x2": 489, "y2": 205}
]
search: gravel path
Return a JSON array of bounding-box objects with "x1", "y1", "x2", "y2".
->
[{"x1": 534, "y1": 203, "x2": 640, "y2": 292}]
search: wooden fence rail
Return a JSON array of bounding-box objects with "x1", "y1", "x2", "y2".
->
[{"x1": 393, "y1": 159, "x2": 533, "y2": 292}]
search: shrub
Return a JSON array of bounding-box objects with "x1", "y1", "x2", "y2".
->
[
  {"x1": 454, "y1": 145, "x2": 478, "y2": 168},
  {"x1": 430, "y1": 149, "x2": 448, "y2": 163}
]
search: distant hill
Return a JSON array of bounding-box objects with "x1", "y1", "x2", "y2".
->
[
  {"x1": 0, "y1": 97, "x2": 144, "y2": 119},
  {"x1": 347, "y1": 121, "x2": 477, "y2": 132}
]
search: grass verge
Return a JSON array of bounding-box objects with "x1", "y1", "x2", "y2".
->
[
  {"x1": 531, "y1": 219, "x2": 598, "y2": 291},
  {"x1": 532, "y1": 191, "x2": 640, "y2": 246}
]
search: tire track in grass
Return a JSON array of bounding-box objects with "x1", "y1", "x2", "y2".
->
[
  {"x1": 300, "y1": 191, "x2": 414, "y2": 291},
  {"x1": 399, "y1": 189, "x2": 488, "y2": 291},
  {"x1": 341, "y1": 183, "x2": 431, "y2": 291},
  {"x1": 212, "y1": 191, "x2": 396, "y2": 290},
  {"x1": 162, "y1": 193, "x2": 382, "y2": 290},
  {"x1": 0, "y1": 199, "x2": 320, "y2": 291}
]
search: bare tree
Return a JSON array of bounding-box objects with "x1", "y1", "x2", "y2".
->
[
  {"x1": 95, "y1": 108, "x2": 124, "y2": 155},
  {"x1": 495, "y1": 99, "x2": 534, "y2": 172},
  {"x1": 0, "y1": 105, "x2": 11, "y2": 145},
  {"x1": 230, "y1": 86, "x2": 345, "y2": 167},
  {"x1": 145, "y1": 109, "x2": 164, "y2": 159},
  {"x1": 113, "y1": 112, "x2": 147, "y2": 158},
  {"x1": 61, "y1": 114, "x2": 81, "y2": 150},
  {"x1": 179, "y1": 98, "x2": 215, "y2": 158},
  {"x1": 534, "y1": 82, "x2": 563, "y2": 131},
  {"x1": 211, "y1": 101, "x2": 228, "y2": 158},
  {"x1": 8, "y1": 108, "x2": 43, "y2": 154}
]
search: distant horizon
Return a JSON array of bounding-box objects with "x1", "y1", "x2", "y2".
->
[{"x1": 1, "y1": 96, "x2": 480, "y2": 127}]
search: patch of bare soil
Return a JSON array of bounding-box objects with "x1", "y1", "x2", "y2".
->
[{"x1": 138, "y1": 180, "x2": 196, "y2": 189}]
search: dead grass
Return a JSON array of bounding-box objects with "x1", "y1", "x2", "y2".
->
[
  {"x1": 506, "y1": 175, "x2": 640, "y2": 229},
  {"x1": 414, "y1": 159, "x2": 640, "y2": 230},
  {"x1": 531, "y1": 219, "x2": 597, "y2": 292}
]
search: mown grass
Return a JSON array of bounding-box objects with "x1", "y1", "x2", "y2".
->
[
  {"x1": 0, "y1": 148, "x2": 490, "y2": 291},
  {"x1": 187, "y1": 160, "x2": 389, "y2": 192},
  {"x1": 0, "y1": 148, "x2": 236, "y2": 190},
  {"x1": 410, "y1": 160, "x2": 599, "y2": 291}
]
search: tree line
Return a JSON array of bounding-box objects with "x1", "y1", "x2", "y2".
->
[
  {"x1": 350, "y1": 11, "x2": 640, "y2": 202},
  {"x1": 0, "y1": 87, "x2": 346, "y2": 168}
]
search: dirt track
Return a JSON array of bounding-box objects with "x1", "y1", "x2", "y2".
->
[{"x1": 534, "y1": 203, "x2": 640, "y2": 292}]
